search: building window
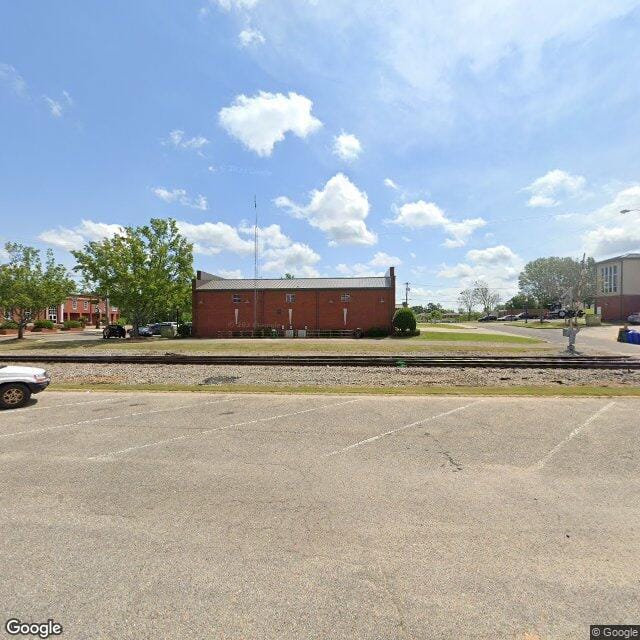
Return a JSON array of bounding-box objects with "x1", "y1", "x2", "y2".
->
[
  {"x1": 601, "y1": 265, "x2": 618, "y2": 293},
  {"x1": 3, "y1": 308, "x2": 13, "y2": 320},
  {"x1": 340, "y1": 293, "x2": 350, "y2": 302},
  {"x1": 83, "y1": 300, "x2": 89, "y2": 311},
  {"x1": 285, "y1": 293, "x2": 296, "y2": 303},
  {"x1": 232, "y1": 294, "x2": 241, "y2": 304},
  {"x1": 71, "y1": 297, "x2": 78, "y2": 310},
  {"x1": 47, "y1": 306, "x2": 57, "y2": 321}
]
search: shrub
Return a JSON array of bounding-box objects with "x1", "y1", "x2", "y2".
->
[
  {"x1": 33, "y1": 319, "x2": 55, "y2": 329},
  {"x1": 177, "y1": 323, "x2": 192, "y2": 338},
  {"x1": 365, "y1": 326, "x2": 390, "y2": 338},
  {"x1": 392, "y1": 307, "x2": 417, "y2": 333},
  {"x1": 63, "y1": 320, "x2": 82, "y2": 329},
  {"x1": 391, "y1": 328, "x2": 421, "y2": 338},
  {"x1": 1, "y1": 320, "x2": 19, "y2": 329}
]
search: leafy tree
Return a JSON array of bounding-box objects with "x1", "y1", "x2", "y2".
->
[
  {"x1": 410, "y1": 305, "x2": 425, "y2": 315},
  {"x1": 284, "y1": 273, "x2": 295, "y2": 279},
  {"x1": 72, "y1": 218, "x2": 194, "y2": 334},
  {"x1": 0, "y1": 243, "x2": 75, "y2": 339},
  {"x1": 392, "y1": 307, "x2": 417, "y2": 333},
  {"x1": 518, "y1": 256, "x2": 596, "y2": 307},
  {"x1": 457, "y1": 288, "x2": 476, "y2": 320},
  {"x1": 504, "y1": 293, "x2": 538, "y2": 309},
  {"x1": 472, "y1": 280, "x2": 501, "y2": 313}
]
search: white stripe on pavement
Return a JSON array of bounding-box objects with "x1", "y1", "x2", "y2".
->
[
  {"x1": 530, "y1": 401, "x2": 616, "y2": 470},
  {"x1": 0, "y1": 396, "x2": 120, "y2": 416},
  {"x1": 0, "y1": 397, "x2": 234, "y2": 439},
  {"x1": 324, "y1": 400, "x2": 482, "y2": 457},
  {"x1": 89, "y1": 398, "x2": 360, "y2": 460}
]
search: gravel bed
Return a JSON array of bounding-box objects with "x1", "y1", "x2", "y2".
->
[{"x1": 22, "y1": 362, "x2": 640, "y2": 388}]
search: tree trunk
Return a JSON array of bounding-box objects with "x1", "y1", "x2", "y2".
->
[{"x1": 17, "y1": 320, "x2": 25, "y2": 339}]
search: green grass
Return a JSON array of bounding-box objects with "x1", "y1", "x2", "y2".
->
[
  {"x1": 50, "y1": 381, "x2": 640, "y2": 397},
  {"x1": 414, "y1": 330, "x2": 538, "y2": 343}
]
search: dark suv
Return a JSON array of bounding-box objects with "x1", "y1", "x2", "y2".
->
[{"x1": 103, "y1": 324, "x2": 126, "y2": 339}]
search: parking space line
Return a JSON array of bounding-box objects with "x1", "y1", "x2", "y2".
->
[
  {"x1": 0, "y1": 397, "x2": 120, "y2": 416},
  {"x1": 0, "y1": 397, "x2": 234, "y2": 439},
  {"x1": 323, "y1": 400, "x2": 482, "y2": 457},
  {"x1": 88, "y1": 398, "x2": 360, "y2": 460},
  {"x1": 530, "y1": 401, "x2": 616, "y2": 470}
]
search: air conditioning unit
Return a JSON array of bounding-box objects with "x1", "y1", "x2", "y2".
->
[
  {"x1": 297, "y1": 329, "x2": 306, "y2": 338},
  {"x1": 285, "y1": 329, "x2": 294, "y2": 338}
]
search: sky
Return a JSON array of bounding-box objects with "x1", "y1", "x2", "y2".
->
[{"x1": 1, "y1": 0, "x2": 640, "y2": 308}]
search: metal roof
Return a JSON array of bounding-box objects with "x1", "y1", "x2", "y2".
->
[
  {"x1": 595, "y1": 252, "x2": 640, "y2": 263},
  {"x1": 196, "y1": 276, "x2": 392, "y2": 291}
]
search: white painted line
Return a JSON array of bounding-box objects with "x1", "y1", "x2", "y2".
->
[
  {"x1": 0, "y1": 396, "x2": 119, "y2": 416},
  {"x1": 0, "y1": 397, "x2": 234, "y2": 439},
  {"x1": 89, "y1": 398, "x2": 360, "y2": 460},
  {"x1": 323, "y1": 400, "x2": 482, "y2": 457},
  {"x1": 530, "y1": 401, "x2": 616, "y2": 470}
]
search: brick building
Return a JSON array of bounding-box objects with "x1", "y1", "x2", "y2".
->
[
  {"x1": 595, "y1": 253, "x2": 640, "y2": 321},
  {"x1": 2, "y1": 294, "x2": 120, "y2": 325},
  {"x1": 192, "y1": 268, "x2": 396, "y2": 338}
]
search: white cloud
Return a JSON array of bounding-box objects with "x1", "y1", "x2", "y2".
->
[
  {"x1": 152, "y1": 187, "x2": 208, "y2": 211},
  {"x1": 525, "y1": 169, "x2": 586, "y2": 208},
  {"x1": 217, "y1": 269, "x2": 244, "y2": 279},
  {"x1": 239, "y1": 28, "x2": 265, "y2": 47},
  {"x1": 43, "y1": 90, "x2": 73, "y2": 118},
  {"x1": 38, "y1": 220, "x2": 124, "y2": 251},
  {"x1": 216, "y1": 0, "x2": 259, "y2": 10},
  {"x1": 218, "y1": 91, "x2": 322, "y2": 156},
  {"x1": 333, "y1": 133, "x2": 362, "y2": 162},
  {"x1": 275, "y1": 173, "x2": 377, "y2": 246},
  {"x1": 261, "y1": 242, "x2": 320, "y2": 277},
  {"x1": 465, "y1": 245, "x2": 518, "y2": 266},
  {"x1": 163, "y1": 130, "x2": 210, "y2": 152},
  {"x1": 383, "y1": 178, "x2": 399, "y2": 190},
  {"x1": 336, "y1": 251, "x2": 399, "y2": 277},
  {"x1": 0, "y1": 63, "x2": 27, "y2": 96},
  {"x1": 177, "y1": 221, "x2": 253, "y2": 256},
  {"x1": 581, "y1": 185, "x2": 640, "y2": 257},
  {"x1": 391, "y1": 200, "x2": 486, "y2": 247}
]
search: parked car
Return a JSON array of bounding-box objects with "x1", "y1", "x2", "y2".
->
[
  {"x1": 127, "y1": 326, "x2": 154, "y2": 337},
  {"x1": 478, "y1": 314, "x2": 497, "y2": 322},
  {"x1": 103, "y1": 324, "x2": 126, "y2": 339},
  {"x1": 514, "y1": 312, "x2": 539, "y2": 320},
  {"x1": 497, "y1": 314, "x2": 517, "y2": 321},
  {"x1": 628, "y1": 312, "x2": 640, "y2": 325},
  {"x1": 0, "y1": 365, "x2": 50, "y2": 409},
  {"x1": 546, "y1": 308, "x2": 583, "y2": 319},
  {"x1": 147, "y1": 323, "x2": 163, "y2": 335}
]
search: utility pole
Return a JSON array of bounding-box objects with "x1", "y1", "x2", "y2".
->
[
  {"x1": 403, "y1": 282, "x2": 410, "y2": 307},
  {"x1": 253, "y1": 195, "x2": 258, "y2": 332}
]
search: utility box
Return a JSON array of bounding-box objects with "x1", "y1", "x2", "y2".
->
[
  {"x1": 285, "y1": 329, "x2": 294, "y2": 338},
  {"x1": 297, "y1": 329, "x2": 307, "y2": 338}
]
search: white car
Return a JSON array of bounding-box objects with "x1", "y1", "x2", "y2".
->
[
  {"x1": 0, "y1": 365, "x2": 50, "y2": 409},
  {"x1": 628, "y1": 312, "x2": 640, "y2": 325}
]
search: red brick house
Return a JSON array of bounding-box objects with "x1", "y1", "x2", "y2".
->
[
  {"x1": 192, "y1": 268, "x2": 396, "y2": 338},
  {"x1": 2, "y1": 294, "x2": 120, "y2": 325},
  {"x1": 595, "y1": 253, "x2": 640, "y2": 322}
]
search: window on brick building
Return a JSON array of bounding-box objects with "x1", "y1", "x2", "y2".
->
[
  {"x1": 47, "y1": 306, "x2": 57, "y2": 321},
  {"x1": 232, "y1": 294, "x2": 241, "y2": 304},
  {"x1": 4, "y1": 308, "x2": 13, "y2": 320},
  {"x1": 601, "y1": 265, "x2": 618, "y2": 293},
  {"x1": 71, "y1": 297, "x2": 78, "y2": 310},
  {"x1": 83, "y1": 300, "x2": 89, "y2": 310},
  {"x1": 285, "y1": 293, "x2": 296, "y2": 303},
  {"x1": 340, "y1": 293, "x2": 350, "y2": 302}
]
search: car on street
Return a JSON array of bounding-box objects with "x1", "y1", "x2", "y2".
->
[
  {"x1": 0, "y1": 365, "x2": 50, "y2": 409},
  {"x1": 103, "y1": 324, "x2": 126, "y2": 339},
  {"x1": 514, "y1": 312, "x2": 539, "y2": 320},
  {"x1": 497, "y1": 314, "x2": 517, "y2": 321},
  {"x1": 478, "y1": 314, "x2": 497, "y2": 322},
  {"x1": 628, "y1": 312, "x2": 640, "y2": 325}
]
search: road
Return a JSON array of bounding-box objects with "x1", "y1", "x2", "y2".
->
[
  {"x1": 1, "y1": 391, "x2": 638, "y2": 639},
  {"x1": 486, "y1": 323, "x2": 640, "y2": 357}
]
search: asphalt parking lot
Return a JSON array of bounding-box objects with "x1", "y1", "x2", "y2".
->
[{"x1": 1, "y1": 391, "x2": 638, "y2": 639}]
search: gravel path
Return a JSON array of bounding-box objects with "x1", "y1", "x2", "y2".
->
[{"x1": 23, "y1": 362, "x2": 640, "y2": 388}]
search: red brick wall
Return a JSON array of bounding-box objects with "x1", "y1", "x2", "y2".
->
[
  {"x1": 193, "y1": 287, "x2": 394, "y2": 337},
  {"x1": 597, "y1": 295, "x2": 640, "y2": 321}
]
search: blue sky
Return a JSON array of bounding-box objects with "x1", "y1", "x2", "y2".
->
[{"x1": 2, "y1": 0, "x2": 640, "y2": 307}]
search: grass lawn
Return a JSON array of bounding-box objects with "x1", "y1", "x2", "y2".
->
[
  {"x1": 0, "y1": 332, "x2": 545, "y2": 355},
  {"x1": 51, "y1": 381, "x2": 640, "y2": 397}
]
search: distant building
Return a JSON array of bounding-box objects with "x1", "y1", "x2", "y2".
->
[
  {"x1": 192, "y1": 268, "x2": 396, "y2": 337},
  {"x1": 2, "y1": 294, "x2": 120, "y2": 325},
  {"x1": 595, "y1": 253, "x2": 640, "y2": 321}
]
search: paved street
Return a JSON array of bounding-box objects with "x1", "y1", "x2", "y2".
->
[{"x1": 1, "y1": 391, "x2": 638, "y2": 639}]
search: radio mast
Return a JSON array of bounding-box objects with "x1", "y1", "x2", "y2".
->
[{"x1": 253, "y1": 195, "x2": 258, "y2": 331}]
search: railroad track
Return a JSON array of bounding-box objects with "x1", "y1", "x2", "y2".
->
[{"x1": 2, "y1": 353, "x2": 640, "y2": 369}]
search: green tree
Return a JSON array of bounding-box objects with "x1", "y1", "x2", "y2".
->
[
  {"x1": 284, "y1": 273, "x2": 295, "y2": 279},
  {"x1": 392, "y1": 307, "x2": 417, "y2": 333},
  {"x1": 0, "y1": 243, "x2": 75, "y2": 339},
  {"x1": 504, "y1": 293, "x2": 538, "y2": 309},
  {"x1": 72, "y1": 218, "x2": 194, "y2": 335},
  {"x1": 518, "y1": 256, "x2": 596, "y2": 307}
]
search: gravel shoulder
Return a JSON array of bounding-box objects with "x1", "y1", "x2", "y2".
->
[{"x1": 24, "y1": 361, "x2": 640, "y2": 389}]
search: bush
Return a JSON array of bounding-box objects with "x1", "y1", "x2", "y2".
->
[
  {"x1": 33, "y1": 319, "x2": 55, "y2": 329},
  {"x1": 391, "y1": 328, "x2": 421, "y2": 338},
  {"x1": 177, "y1": 323, "x2": 192, "y2": 338},
  {"x1": 392, "y1": 307, "x2": 417, "y2": 333},
  {"x1": 63, "y1": 320, "x2": 82, "y2": 329},
  {"x1": 0, "y1": 320, "x2": 19, "y2": 329},
  {"x1": 365, "y1": 326, "x2": 390, "y2": 338}
]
